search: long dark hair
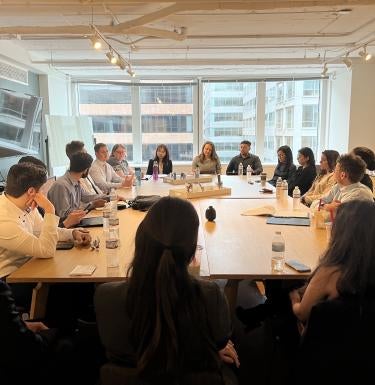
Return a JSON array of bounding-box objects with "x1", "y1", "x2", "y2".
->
[
  {"x1": 298, "y1": 147, "x2": 315, "y2": 167},
  {"x1": 277, "y1": 145, "x2": 293, "y2": 168},
  {"x1": 126, "y1": 197, "x2": 220, "y2": 382},
  {"x1": 153, "y1": 144, "x2": 170, "y2": 164},
  {"x1": 321, "y1": 149, "x2": 339, "y2": 174},
  {"x1": 318, "y1": 200, "x2": 375, "y2": 297}
]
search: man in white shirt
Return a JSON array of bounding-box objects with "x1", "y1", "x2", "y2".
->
[
  {"x1": 89, "y1": 143, "x2": 133, "y2": 193},
  {"x1": 314, "y1": 154, "x2": 374, "y2": 211},
  {"x1": 0, "y1": 163, "x2": 91, "y2": 280}
]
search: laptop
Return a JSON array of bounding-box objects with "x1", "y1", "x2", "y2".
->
[{"x1": 79, "y1": 216, "x2": 103, "y2": 227}]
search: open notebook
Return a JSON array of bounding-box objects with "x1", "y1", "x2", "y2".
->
[{"x1": 241, "y1": 205, "x2": 309, "y2": 218}]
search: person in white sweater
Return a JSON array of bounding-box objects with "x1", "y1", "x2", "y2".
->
[
  {"x1": 0, "y1": 163, "x2": 91, "y2": 280},
  {"x1": 89, "y1": 143, "x2": 133, "y2": 193}
]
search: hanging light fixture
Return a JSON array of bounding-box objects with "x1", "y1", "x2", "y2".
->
[
  {"x1": 106, "y1": 50, "x2": 118, "y2": 64},
  {"x1": 90, "y1": 34, "x2": 102, "y2": 49},
  {"x1": 359, "y1": 46, "x2": 372, "y2": 61},
  {"x1": 321, "y1": 63, "x2": 328, "y2": 77},
  {"x1": 89, "y1": 24, "x2": 135, "y2": 77},
  {"x1": 342, "y1": 54, "x2": 352, "y2": 70}
]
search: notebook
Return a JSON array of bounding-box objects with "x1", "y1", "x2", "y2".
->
[
  {"x1": 241, "y1": 205, "x2": 309, "y2": 218},
  {"x1": 266, "y1": 217, "x2": 311, "y2": 226},
  {"x1": 79, "y1": 216, "x2": 103, "y2": 227}
]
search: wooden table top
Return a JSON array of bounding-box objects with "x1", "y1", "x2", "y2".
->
[{"x1": 7, "y1": 176, "x2": 327, "y2": 284}]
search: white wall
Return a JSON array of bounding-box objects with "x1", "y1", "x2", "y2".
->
[
  {"x1": 348, "y1": 62, "x2": 375, "y2": 150},
  {"x1": 327, "y1": 69, "x2": 352, "y2": 153}
]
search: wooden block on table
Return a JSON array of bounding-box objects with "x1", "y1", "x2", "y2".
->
[
  {"x1": 163, "y1": 175, "x2": 213, "y2": 185},
  {"x1": 169, "y1": 185, "x2": 231, "y2": 199}
]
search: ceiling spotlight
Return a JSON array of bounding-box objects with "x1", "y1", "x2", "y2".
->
[
  {"x1": 359, "y1": 46, "x2": 372, "y2": 61},
  {"x1": 117, "y1": 57, "x2": 126, "y2": 70},
  {"x1": 342, "y1": 54, "x2": 352, "y2": 70},
  {"x1": 90, "y1": 35, "x2": 102, "y2": 50},
  {"x1": 321, "y1": 63, "x2": 328, "y2": 77},
  {"x1": 127, "y1": 66, "x2": 135, "y2": 77},
  {"x1": 106, "y1": 50, "x2": 118, "y2": 64}
]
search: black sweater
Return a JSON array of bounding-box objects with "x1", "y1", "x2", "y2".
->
[{"x1": 288, "y1": 165, "x2": 317, "y2": 196}]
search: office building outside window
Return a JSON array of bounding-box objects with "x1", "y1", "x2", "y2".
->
[
  {"x1": 78, "y1": 83, "x2": 133, "y2": 160},
  {"x1": 140, "y1": 84, "x2": 194, "y2": 162}
]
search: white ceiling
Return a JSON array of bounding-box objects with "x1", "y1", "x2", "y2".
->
[{"x1": 0, "y1": 0, "x2": 374, "y2": 78}]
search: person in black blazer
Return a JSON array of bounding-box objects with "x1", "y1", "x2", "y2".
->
[
  {"x1": 288, "y1": 147, "x2": 317, "y2": 196},
  {"x1": 146, "y1": 144, "x2": 173, "y2": 175}
]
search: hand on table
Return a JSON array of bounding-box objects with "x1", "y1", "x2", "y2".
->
[{"x1": 72, "y1": 228, "x2": 91, "y2": 246}]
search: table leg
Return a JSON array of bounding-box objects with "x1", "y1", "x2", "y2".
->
[
  {"x1": 30, "y1": 282, "x2": 49, "y2": 319},
  {"x1": 224, "y1": 279, "x2": 240, "y2": 314}
]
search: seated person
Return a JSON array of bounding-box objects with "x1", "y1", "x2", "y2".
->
[
  {"x1": 288, "y1": 147, "x2": 317, "y2": 196},
  {"x1": 146, "y1": 144, "x2": 173, "y2": 175},
  {"x1": 0, "y1": 280, "x2": 103, "y2": 385},
  {"x1": 90, "y1": 143, "x2": 133, "y2": 193},
  {"x1": 351, "y1": 146, "x2": 375, "y2": 191},
  {"x1": 226, "y1": 140, "x2": 263, "y2": 175},
  {"x1": 301, "y1": 150, "x2": 339, "y2": 206},
  {"x1": 269, "y1": 145, "x2": 296, "y2": 186},
  {"x1": 312, "y1": 154, "x2": 374, "y2": 212},
  {"x1": 0, "y1": 163, "x2": 90, "y2": 285},
  {"x1": 107, "y1": 144, "x2": 134, "y2": 178},
  {"x1": 192, "y1": 141, "x2": 221, "y2": 174},
  {"x1": 65, "y1": 140, "x2": 103, "y2": 195},
  {"x1": 48, "y1": 152, "x2": 106, "y2": 228},
  {"x1": 95, "y1": 197, "x2": 239, "y2": 384},
  {"x1": 290, "y1": 200, "x2": 375, "y2": 324}
]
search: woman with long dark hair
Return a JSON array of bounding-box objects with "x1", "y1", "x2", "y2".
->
[
  {"x1": 95, "y1": 197, "x2": 239, "y2": 384},
  {"x1": 192, "y1": 141, "x2": 221, "y2": 174},
  {"x1": 301, "y1": 150, "x2": 339, "y2": 206},
  {"x1": 288, "y1": 147, "x2": 317, "y2": 196},
  {"x1": 269, "y1": 145, "x2": 297, "y2": 186},
  {"x1": 146, "y1": 144, "x2": 173, "y2": 175},
  {"x1": 290, "y1": 200, "x2": 375, "y2": 323}
]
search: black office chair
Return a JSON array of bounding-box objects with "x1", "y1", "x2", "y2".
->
[{"x1": 294, "y1": 296, "x2": 375, "y2": 385}]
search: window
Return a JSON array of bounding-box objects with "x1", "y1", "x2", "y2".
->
[
  {"x1": 302, "y1": 105, "x2": 319, "y2": 128},
  {"x1": 77, "y1": 78, "x2": 324, "y2": 166},
  {"x1": 78, "y1": 83, "x2": 133, "y2": 160},
  {"x1": 285, "y1": 106, "x2": 294, "y2": 129},
  {"x1": 303, "y1": 80, "x2": 320, "y2": 96},
  {"x1": 140, "y1": 84, "x2": 194, "y2": 162}
]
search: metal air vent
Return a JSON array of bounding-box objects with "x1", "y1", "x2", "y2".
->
[{"x1": 0, "y1": 60, "x2": 28, "y2": 85}]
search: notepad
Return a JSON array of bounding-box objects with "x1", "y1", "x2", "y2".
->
[
  {"x1": 69, "y1": 265, "x2": 97, "y2": 276},
  {"x1": 241, "y1": 205, "x2": 309, "y2": 218},
  {"x1": 266, "y1": 217, "x2": 311, "y2": 226}
]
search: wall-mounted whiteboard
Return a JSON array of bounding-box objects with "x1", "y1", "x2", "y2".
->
[{"x1": 45, "y1": 115, "x2": 95, "y2": 176}]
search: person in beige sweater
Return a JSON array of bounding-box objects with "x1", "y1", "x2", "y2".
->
[{"x1": 301, "y1": 150, "x2": 339, "y2": 206}]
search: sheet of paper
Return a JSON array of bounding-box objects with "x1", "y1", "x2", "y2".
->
[{"x1": 69, "y1": 264, "x2": 97, "y2": 276}]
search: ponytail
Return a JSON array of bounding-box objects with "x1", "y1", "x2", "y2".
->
[{"x1": 138, "y1": 248, "x2": 179, "y2": 374}]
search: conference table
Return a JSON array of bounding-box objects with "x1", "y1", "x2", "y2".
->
[{"x1": 7, "y1": 175, "x2": 328, "y2": 317}]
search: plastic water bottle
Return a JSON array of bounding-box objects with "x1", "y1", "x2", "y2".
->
[
  {"x1": 246, "y1": 165, "x2": 252, "y2": 182},
  {"x1": 293, "y1": 186, "x2": 301, "y2": 210},
  {"x1": 195, "y1": 165, "x2": 200, "y2": 178},
  {"x1": 238, "y1": 162, "x2": 244, "y2": 176},
  {"x1": 103, "y1": 203, "x2": 111, "y2": 232},
  {"x1": 281, "y1": 179, "x2": 288, "y2": 201},
  {"x1": 152, "y1": 160, "x2": 159, "y2": 181},
  {"x1": 276, "y1": 177, "x2": 282, "y2": 200},
  {"x1": 271, "y1": 231, "x2": 285, "y2": 272},
  {"x1": 105, "y1": 224, "x2": 119, "y2": 268},
  {"x1": 109, "y1": 188, "x2": 117, "y2": 214}
]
